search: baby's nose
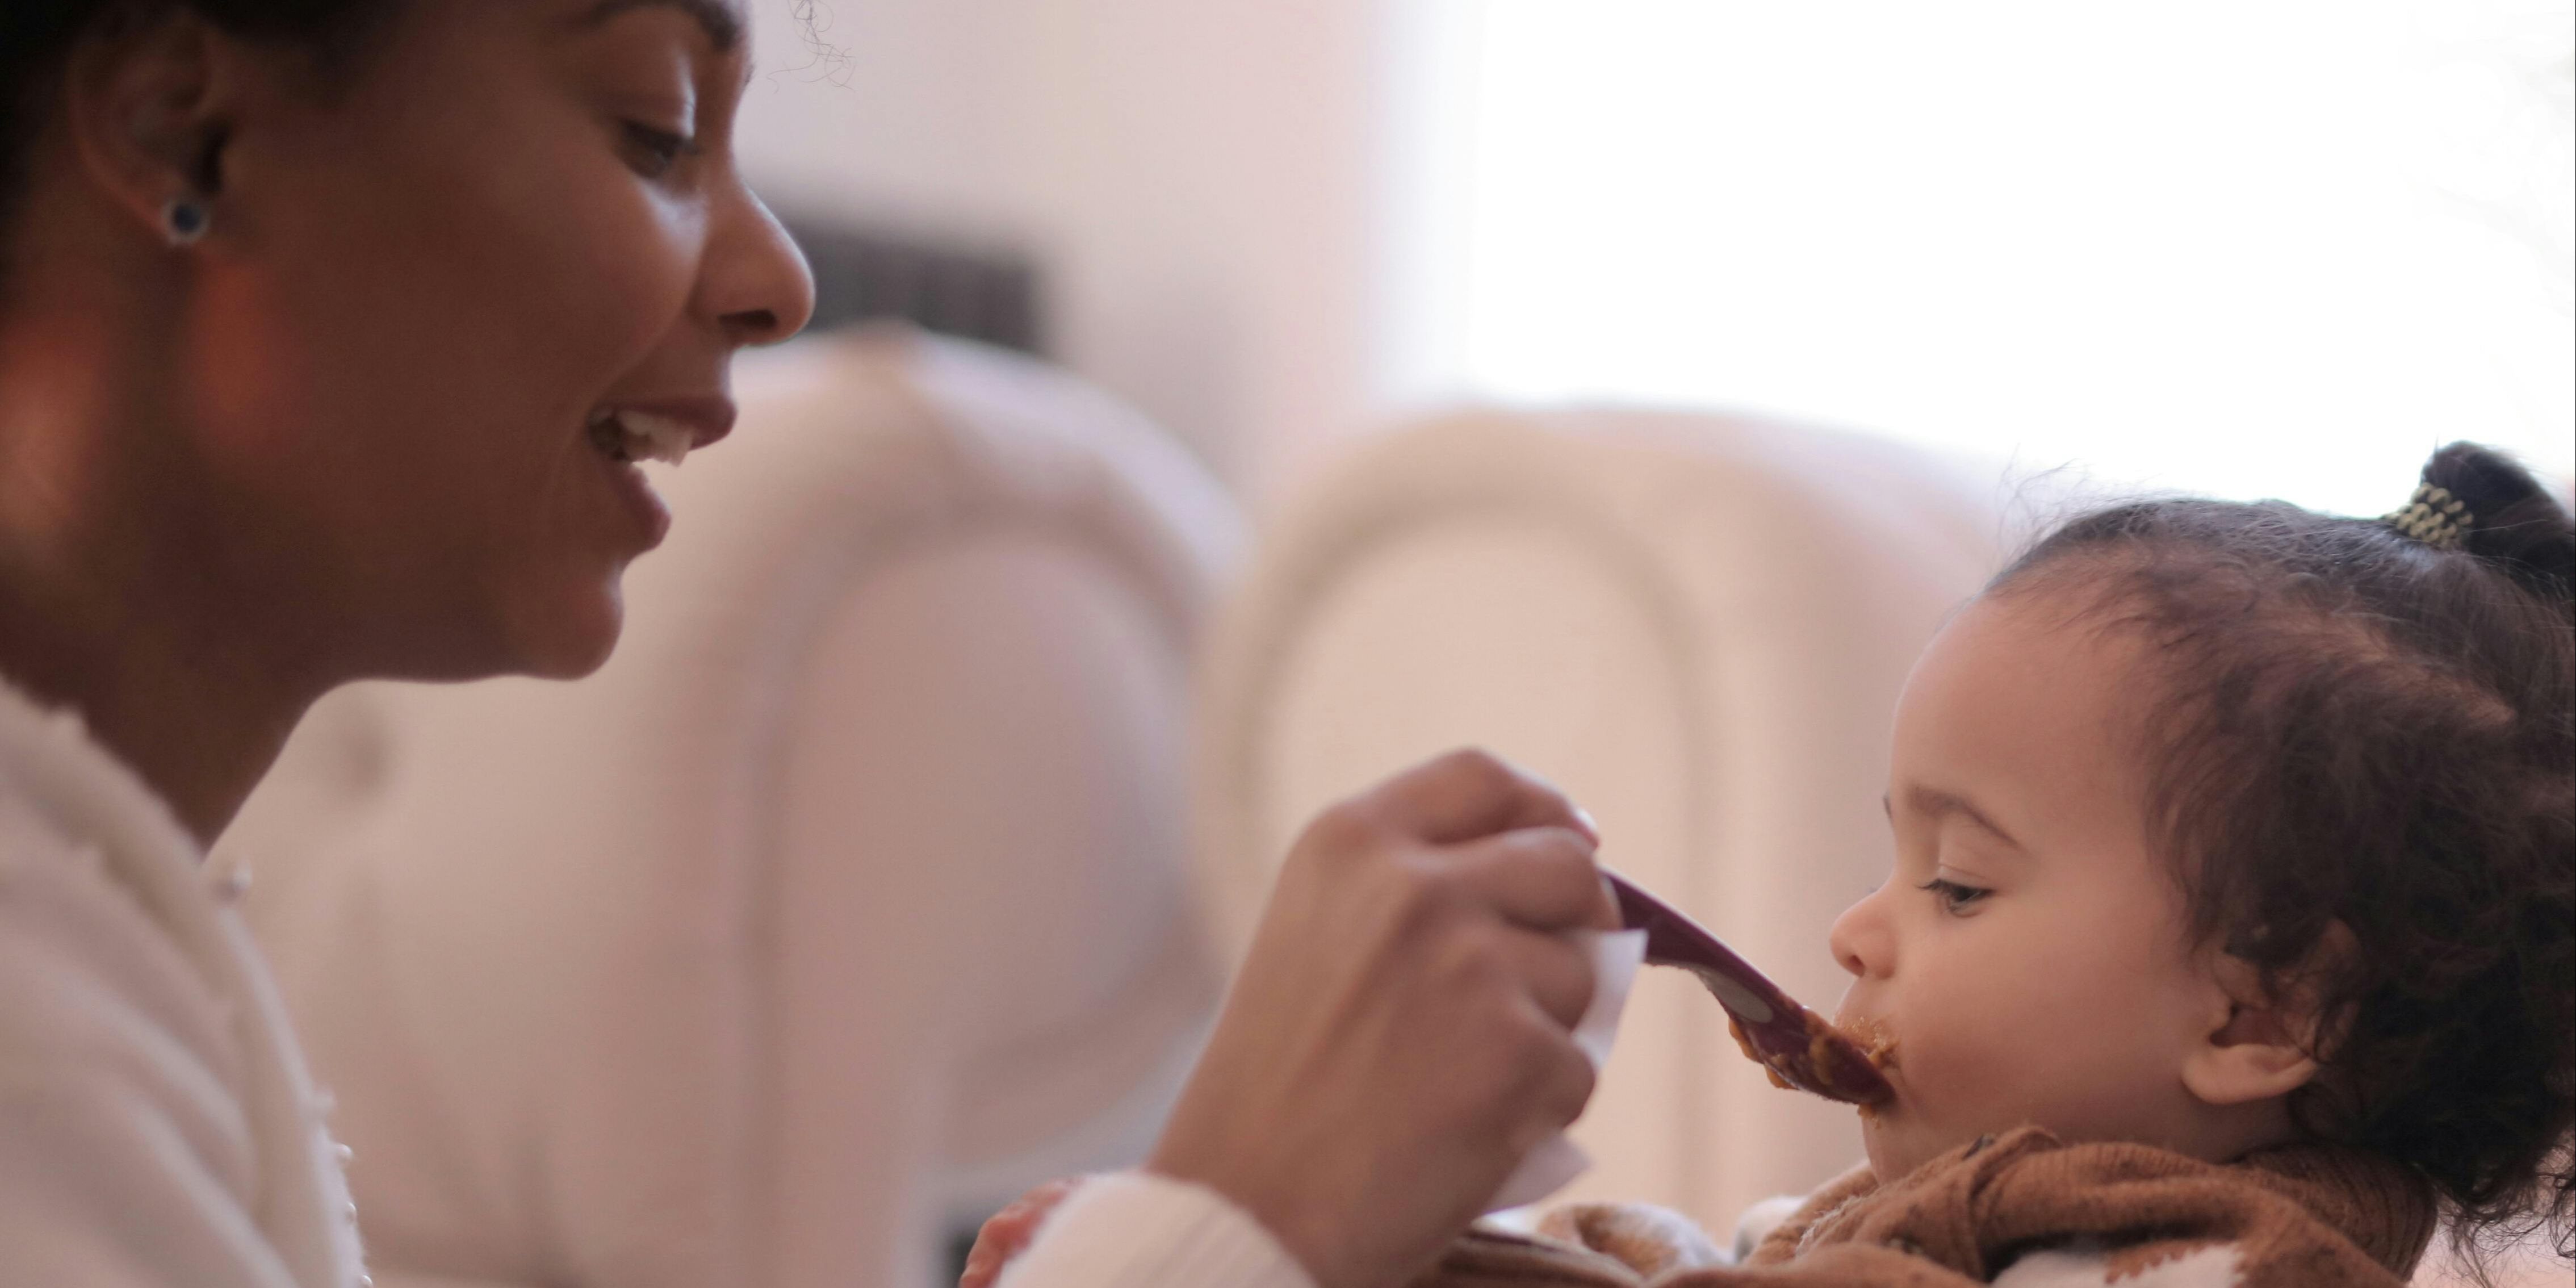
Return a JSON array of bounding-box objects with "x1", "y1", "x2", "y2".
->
[{"x1": 1827, "y1": 887, "x2": 1892, "y2": 980}]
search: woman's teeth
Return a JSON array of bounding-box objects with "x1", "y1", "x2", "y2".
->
[{"x1": 586, "y1": 408, "x2": 693, "y2": 467}]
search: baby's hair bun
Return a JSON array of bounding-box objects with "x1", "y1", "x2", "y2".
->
[{"x1": 2419, "y1": 442, "x2": 2576, "y2": 604}]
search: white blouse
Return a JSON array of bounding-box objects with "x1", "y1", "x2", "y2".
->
[
  {"x1": 0, "y1": 676, "x2": 1311, "y2": 1288},
  {"x1": 0, "y1": 680, "x2": 365, "y2": 1286},
  {"x1": 1000, "y1": 1172, "x2": 1314, "y2": 1288}
]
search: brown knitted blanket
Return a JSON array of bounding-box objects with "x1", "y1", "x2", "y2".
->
[{"x1": 1414, "y1": 1126, "x2": 2437, "y2": 1287}]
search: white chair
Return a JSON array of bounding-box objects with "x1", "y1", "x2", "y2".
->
[
  {"x1": 1192, "y1": 406, "x2": 2004, "y2": 1231},
  {"x1": 223, "y1": 326, "x2": 1242, "y2": 1288}
]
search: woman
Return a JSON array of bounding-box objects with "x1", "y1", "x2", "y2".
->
[{"x1": 0, "y1": 3, "x2": 1617, "y2": 1286}]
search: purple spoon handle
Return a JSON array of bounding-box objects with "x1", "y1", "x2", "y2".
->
[{"x1": 1605, "y1": 870, "x2": 1892, "y2": 1105}]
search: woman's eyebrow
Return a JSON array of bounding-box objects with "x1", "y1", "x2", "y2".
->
[
  {"x1": 569, "y1": 0, "x2": 743, "y2": 55},
  {"x1": 1884, "y1": 785, "x2": 2026, "y2": 851}
]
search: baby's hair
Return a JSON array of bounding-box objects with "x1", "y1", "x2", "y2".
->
[{"x1": 1990, "y1": 442, "x2": 2574, "y2": 1281}]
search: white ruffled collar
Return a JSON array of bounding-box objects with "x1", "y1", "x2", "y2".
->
[
  {"x1": 0, "y1": 672, "x2": 364, "y2": 1286},
  {"x1": 0, "y1": 672, "x2": 204, "y2": 872}
]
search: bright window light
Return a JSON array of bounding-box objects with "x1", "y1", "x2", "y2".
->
[{"x1": 1400, "y1": 1, "x2": 2574, "y2": 514}]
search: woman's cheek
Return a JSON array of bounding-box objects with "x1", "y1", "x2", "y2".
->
[
  {"x1": 570, "y1": 147, "x2": 705, "y2": 292},
  {"x1": 590, "y1": 198, "x2": 699, "y2": 336},
  {"x1": 454, "y1": 109, "x2": 698, "y2": 370}
]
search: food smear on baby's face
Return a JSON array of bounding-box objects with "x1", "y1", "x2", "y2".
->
[
  {"x1": 1848, "y1": 1016, "x2": 1900, "y2": 1067},
  {"x1": 1843, "y1": 1020, "x2": 1899, "y2": 1119},
  {"x1": 1722, "y1": 1000, "x2": 1897, "y2": 1102}
]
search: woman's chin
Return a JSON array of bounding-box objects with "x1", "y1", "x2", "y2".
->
[
  {"x1": 521, "y1": 632, "x2": 621, "y2": 680},
  {"x1": 488, "y1": 575, "x2": 628, "y2": 680}
]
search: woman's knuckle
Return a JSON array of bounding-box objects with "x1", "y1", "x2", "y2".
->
[
  {"x1": 1501, "y1": 1023, "x2": 1588, "y2": 1106},
  {"x1": 1544, "y1": 1052, "x2": 1598, "y2": 1124},
  {"x1": 1303, "y1": 801, "x2": 1383, "y2": 861},
  {"x1": 1554, "y1": 952, "x2": 1598, "y2": 1014},
  {"x1": 1433, "y1": 923, "x2": 1501, "y2": 986},
  {"x1": 1388, "y1": 853, "x2": 1449, "y2": 911},
  {"x1": 1528, "y1": 825, "x2": 1595, "y2": 863},
  {"x1": 1441, "y1": 746, "x2": 1514, "y2": 792}
]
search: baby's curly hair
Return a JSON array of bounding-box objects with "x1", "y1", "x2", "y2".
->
[{"x1": 1991, "y1": 442, "x2": 2575, "y2": 1281}]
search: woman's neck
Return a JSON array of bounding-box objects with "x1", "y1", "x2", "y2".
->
[
  {"x1": 0, "y1": 284, "x2": 319, "y2": 849},
  {"x1": 0, "y1": 587, "x2": 312, "y2": 849}
]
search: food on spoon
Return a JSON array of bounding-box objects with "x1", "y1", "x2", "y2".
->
[
  {"x1": 1728, "y1": 1007, "x2": 1897, "y2": 1097},
  {"x1": 1606, "y1": 869, "x2": 1896, "y2": 1106}
]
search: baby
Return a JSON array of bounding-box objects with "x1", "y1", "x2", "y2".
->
[{"x1": 1423, "y1": 442, "x2": 2574, "y2": 1288}]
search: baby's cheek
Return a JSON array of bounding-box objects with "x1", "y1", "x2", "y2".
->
[{"x1": 1894, "y1": 980, "x2": 2065, "y2": 1132}]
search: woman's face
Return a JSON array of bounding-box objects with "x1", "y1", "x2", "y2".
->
[{"x1": 191, "y1": 0, "x2": 811, "y2": 681}]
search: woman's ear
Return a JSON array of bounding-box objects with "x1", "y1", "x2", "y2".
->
[
  {"x1": 53, "y1": 8, "x2": 245, "y2": 241},
  {"x1": 2179, "y1": 929, "x2": 2350, "y2": 1108}
]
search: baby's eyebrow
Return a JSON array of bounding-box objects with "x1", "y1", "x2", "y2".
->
[{"x1": 1886, "y1": 785, "x2": 2026, "y2": 851}]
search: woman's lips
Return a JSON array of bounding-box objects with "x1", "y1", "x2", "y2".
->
[
  {"x1": 575, "y1": 393, "x2": 735, "y2": 551},
  {"x1": 592, "y1": 395, "x2": 738, "y2": 456},
  {"x1": 590, "y1": 441, "x2": 672, "y2": 549}
]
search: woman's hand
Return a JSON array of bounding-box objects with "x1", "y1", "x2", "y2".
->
[
  {"x1": 958, "y1": 1176, "x2": 1090, "y2": 1288},
  {"x1": 1147, "y1": 750, "x2": 1618, "y2": 1288}
]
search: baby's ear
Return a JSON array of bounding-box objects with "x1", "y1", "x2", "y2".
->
[{"x1": 2179, "y1": 928, "x2": 2351, "y2": 1108}]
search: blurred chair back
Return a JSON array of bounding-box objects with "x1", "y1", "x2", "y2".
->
[
  {"x1": 1193, "y1": 407, "x2": 2002, "y2": 1230},
  {"x1": 225, "y1": 327, "x2": 1240, "y2": 1288}
]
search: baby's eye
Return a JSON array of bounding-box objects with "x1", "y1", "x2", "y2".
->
[{"x1": 1916, "y1": 877, "x2": 1991, "y2": 914}]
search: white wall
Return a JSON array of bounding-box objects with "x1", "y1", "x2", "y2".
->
[
  {"x1": 1409, "y1": 0, "x2": 2576, "y2": 515},
  {"x1": 736, "y1": 0, "x2": 1390, "y2": 497},
  {"x1": 736, "y1": 1, "x2": 2576, "y2": 512}
]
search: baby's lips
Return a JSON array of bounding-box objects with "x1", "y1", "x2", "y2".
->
[
  {"x1": 1833, "y1": 1011, "x2": 1895, "y2": 1056},
  {"x1": 1829, "y1": 1013, "x2": 1902, "y2": 1102}
]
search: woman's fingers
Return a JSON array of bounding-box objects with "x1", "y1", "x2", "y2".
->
[
  {"x1": 1485, "y1": 922, "x2": 1599, "y2": 1031},
  {"x1": 1506, "y1": 994, "x2": 1605, "y2": 1153},
  {"x1": 957, "y1": 1176, "x2": 1088, "y2": 1288},
  {"x1": 1145, "y1": 750, "x2": 1615, "y2": 1288},
  {"x1": 1446, "y1": 825, "x2": 1623, "y2": 934},
  {"x1": 1362, "y1": 748, "x2": 1599, "y2": 847},
  {"x1": 1436, "y1": 828, "x2": 1619, "y2": 1028}
]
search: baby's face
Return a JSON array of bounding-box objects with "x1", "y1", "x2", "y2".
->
[{"x1": 1830, "y1": 591, "x2": 2248, "y2": 1180}]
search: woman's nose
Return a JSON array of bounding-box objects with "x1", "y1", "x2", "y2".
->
[
  {"x1": 1828, "y1": 885, "x2": 1893, "y2": 981},
  {"x1": 700, "y1": 181, "x2": 817, "y2": 349}
]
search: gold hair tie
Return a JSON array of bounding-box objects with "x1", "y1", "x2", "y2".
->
[{"x1": 2384, "y1": 483, "x2": 2473, "y2": 550}]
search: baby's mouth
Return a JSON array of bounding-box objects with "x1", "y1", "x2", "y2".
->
[
  {"x1": 1829, "y1": 1015, "x2": 1901, "y2": 1119},
  {"x1": 1838, "y1": 1014, "x2": 1899, "y2": 1068}
]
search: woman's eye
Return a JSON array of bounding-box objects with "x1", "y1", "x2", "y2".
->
[
  {"x1": 1916, "y1": 877, "x2": 1991, "y2": 914},
  {"x1": 621, "y1": 122, "x2": 694, "y2": 178}
]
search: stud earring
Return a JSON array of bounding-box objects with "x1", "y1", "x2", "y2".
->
[{"x1": 162, "y1": 195, "x2": 211, "y2": 246}]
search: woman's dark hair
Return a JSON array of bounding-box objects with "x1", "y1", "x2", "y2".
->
[
  {"x1": 1, "y1": 2, "x2": 399, "y2": 256},
  {"x1": 5, "y1": 2, "x2": 840, "y2": 277},
  {"x1": 1993, "y1": 442, "x2": 2575, "y2": 1281}
]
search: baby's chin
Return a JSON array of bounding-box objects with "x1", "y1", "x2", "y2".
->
[
  {"x1": 1857, "y1": 1109, "x2": 1908, "y2": 1181},
  {"x1": 1855, "y1": 1100, "x2": 1963, "y2": 1183}
]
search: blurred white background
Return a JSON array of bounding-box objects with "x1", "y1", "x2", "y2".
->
[
  {"x1": 734, "y1": 0, "x2": 1385, "y2": 489},
  {"x1": 1389, "y1": 0, "x2": 2575, "y2": 516},
  {"x1": 740, "y1": 0, "x2": 2571, "y2": 512}
]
